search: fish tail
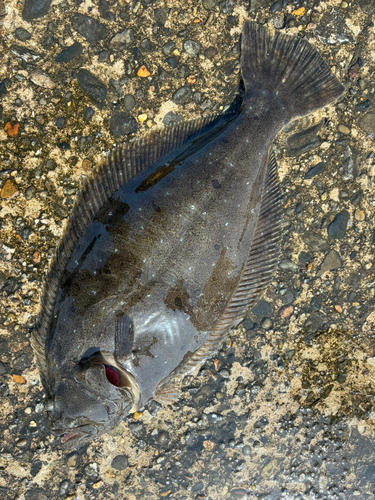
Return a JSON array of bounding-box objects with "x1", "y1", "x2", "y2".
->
[{"x1": 241, "y1": 21, "x2": 344, "y2": 119}]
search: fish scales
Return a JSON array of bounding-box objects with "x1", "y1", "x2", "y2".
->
[{"x1": 31, "y1": 21, "x2": 344, "y2": 448}]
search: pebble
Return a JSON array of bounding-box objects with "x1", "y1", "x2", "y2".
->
[
  {"x1": 0, "y1": 361, "x2": 7, "y2": 375},
  {"x1": 172, "y1": 86, "x2": 192, "y2": 105},
  {"x1": 327, "y1": 210, "x2": 350, "y2": 239},
  {"x1": 261, "y1": 317, "x2": 273, "y2": 330},
  {"x1": 65, "y1": 452, "x2": 78, "y2": 467},
  {"x1": 0, "y1": 81, "x2": 6, "y2": 98},
  {"x1": 165, "y1": 56, "x2": 178, "y2": 69},
  {"x1": 111, "y1": 455, "x2": 128, "y2": 470},
  {"x1": 358, "y1": 112, "x2": 375, "y2": 136},
  {"x1": 279, "y1": 305, "x2": 293, "y2": 318},
  {"x1": 29, "y1": 70, "x2": 55, "y2": 89},
  {"x1": 270, "y1": 1, "x2": 281, "y2": 13},
  {"x1": 111, "y1": 29, "x2": 134, "y2": 45},
  {"x1": 137, "y1": 65, "x2": 150, "y2": 77},
  {"x1": 251, "y1": 299, "x2": 271, "y2": 316},
  {"x1": 140, "y1": 39, "x2": 155, "y2": 52},
  {"x1": 15, "y1": 27, "x2": 31, "y2": 42},
  {"x1": 355, "y1": 99, "x2": 371, "y2": 113},
  {"x1": 56, "y1": 117, "x2": 65, "y2": 129},
  {"x1": 12, "y1": 374, "x2": 26, "y2": 384},
  {"x1": 337, "y1": 124, "x2": 350, "y2": 135},
  {"x1": 279, "y1": 260, "x2": 298, "y2": 271},
  {"x1": 10, "y1": 44, "x2": 40, "y2": 62},
  {"x1": 84, "y1": 107, "x2": 94, "y2": 121},
  {"x1": 303, "y1": 232, "x2": 327, "y2": 252},
  {"x1": 153, "y1": 7, "x2": 167, "y2": 26},
  {"x1": 24, "y1": 488, "x2": 48, "y2": 500},
  {"x1": 22, "y1": 0, "x2": 51, "y2": 21},
  {"x1": 219, "y1": 0, "x2": 236, "y2": 14},
  {"x1": 304, "y1": 161, "x2": 325, "y2": 180},
  {"x1": 334, "y1": 305, "x2": 342, "y2": 313},
  {"x1": 71, "y1": 13, "x2": 108, "y2": 44},
  {"x1": 163, "y1": 111, "x2": 183, "y2": 125},
  {"x1": 242, "y1": 444, "x2": 251, "y2": 456},
  {"x1": 298, "y1": 251, "x2": 311, "y2": 265},
  {"x1": 109, "y1": 112, "x2": 138, "y2": 137},
  {"x1": 354, "y1": 209, "x2": 365, "y2": 221},
  {"x1": 204, "y1": 46, "x2": 217, "y2": 59},
  {"x1": 281, "y1": 290, "x2": 294, "y2": 305},
  {"x1": 183, "y1": 40, "x2": 201, "y2": 57},
  {"x1": 77, "y1": 69, "x2": 107, "y2": 108},
  {"x1": 357, "y1": 0, "x2": 375, "y2": 14},
  {"x1": 45, "y1": 158, "x2": 56, "y2": 170},
  {"x1": 162, "y1": 41, "x2": 175, "y2": 56},
  {"x1": 123, "y1": 94, "x2": 136, "y2": 111},
  {"x1": 157, "y1": 431, "x2": 170, "y2": 447},
  {"x1": 316, "y1": 250, "x2": 342, "y2": 277},
  {"x1": 203, "y1": 0, "x2": 217, "y2": 9},
  {"x1": 4, "y1": 121, "x2": 20, "y2": 137},
  {"x1": 59, "y1": 480, "x2": 73, "y2": 497},
  {"x1": 55, "y1": 41, "x2": 83, "y2": 63},
  {"x1": 292, "y1": 6, "x2": 305, "y2": 16},
  {"x1": 274, "y1": 14, "x2": 285, "y2": 29},
  {"x1": 287, "y1": 120, "x2": 324, "y2": 156},
  {"x1": 1, "y1": 179, "x2": 17, "y2": 198},
  {"x1": 138, "y1": 113, "x2": 147, "y2": 123}
]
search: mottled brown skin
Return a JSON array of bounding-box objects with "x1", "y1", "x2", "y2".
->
[{"x1": 39, "y1": 22, "x2": 344, "y2": 448}]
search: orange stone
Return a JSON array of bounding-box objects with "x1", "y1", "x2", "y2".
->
[
  {"x1": 334, "y1": 305, "x2": 342, "y2": 313},
  {"x1": 280, "y1": 305, "x2": 293, "y2": 318},
  {"x1": 203, "y1": 440, "x2": 216, "y2": 451},
  {"x1": 292, "y1": 6, "x2": 305, "y2": 16},
  {"x1": 137, "y1": 65, "x2": 150, "y2": 77},
  {"x1": 186, "y1": 74, "x2": 196, "y2": 85},
  {"x1": 32, "y1": 251, "x2": 41, "y2": 264},
  {"x1": 1, "y1": 179, "x2": 18, "y2": 199},
  {"x1": 213, "y1": 359, "x2": 220, "y2": 371},
  {"x1": 13, "y1": 374, "x2": 26, "y2": 384},
  {"x1": 4, "y1": 122, "x2": 20, "y2": 137},
  {"x1": 133, "y1": 411, "x2": 142, "y2": 420}
]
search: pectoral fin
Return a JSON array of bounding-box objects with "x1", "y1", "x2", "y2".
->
[{"x1": 115, "y1": 314, "x2": 134, "y2": 361}]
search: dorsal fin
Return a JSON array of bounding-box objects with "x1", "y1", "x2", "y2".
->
[
  {"x1": 155, "y1": 152, "x2": 283, "y2": 399},
  {"x1": 31, "y1": 110, "x2": 239, "y2": 391}
]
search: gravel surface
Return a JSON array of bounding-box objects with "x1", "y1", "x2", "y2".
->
[{"x1": 0, "y1": 0, "x2": 375, "y2": 499}]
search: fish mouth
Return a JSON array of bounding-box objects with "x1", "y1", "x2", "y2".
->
[
  {"x1": 61, "y1": 431, "x2": 84, "y2": 445},
  {"x1": 52, "y1": 425, "x2": 98, "y2": 449}
]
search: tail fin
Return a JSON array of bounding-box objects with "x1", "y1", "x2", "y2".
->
[{"x1": 241, "y1": 21, "x2": 344, "y2": 120}]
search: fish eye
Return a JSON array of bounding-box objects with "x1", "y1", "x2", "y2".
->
[
  {"x1": 79, "y1": 351, "x2": 133, "y2": 391},
  {"x1": 104, "y1": 365, "x2": 121, "y2": 387}
]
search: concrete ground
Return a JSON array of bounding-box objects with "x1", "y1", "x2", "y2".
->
[{"x1": 0, "y1": 0, "x2": 375, "y2": 498}]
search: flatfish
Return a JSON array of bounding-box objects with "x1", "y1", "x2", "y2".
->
[{"x1": 31, "y1": 21, "x2": 344, "y2": 448}]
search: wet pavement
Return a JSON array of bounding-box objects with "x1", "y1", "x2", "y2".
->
[{"x1": 1, "y1": 0, "x2": 375, "y2": 499}]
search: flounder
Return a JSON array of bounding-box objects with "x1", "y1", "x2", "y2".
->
[{"x1": 31, "y1": 21, "x2": 344, "y2": 448}]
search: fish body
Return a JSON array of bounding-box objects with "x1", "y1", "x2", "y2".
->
[{"x1": 32, "y1": 21, "x2": 344, "y2": 448}]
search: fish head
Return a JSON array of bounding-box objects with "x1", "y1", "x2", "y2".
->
[{"x1": 47, "y1": 352, "x2": 139, "y2": 449}]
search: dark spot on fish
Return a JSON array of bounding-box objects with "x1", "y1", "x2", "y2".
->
[
  {"x1": 174, "y1": 296, "x2": 183, "y2": 308},
  {"x1": 212, "y1": 179, "x2": 221, "y2": 189},
  {"x1": 94, "y1": 197, "x2": 130, "y2": 229},
  {"x1": 135, "y1": 163, "x2": 174, "y2": 193},
  {"x1": 132, "y1": 336, "x2": 157, "y2": 366}
]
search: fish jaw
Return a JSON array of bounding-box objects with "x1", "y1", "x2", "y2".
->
[{"x1": 51, "y1": 423, "x2": 100, "y2": 449}]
